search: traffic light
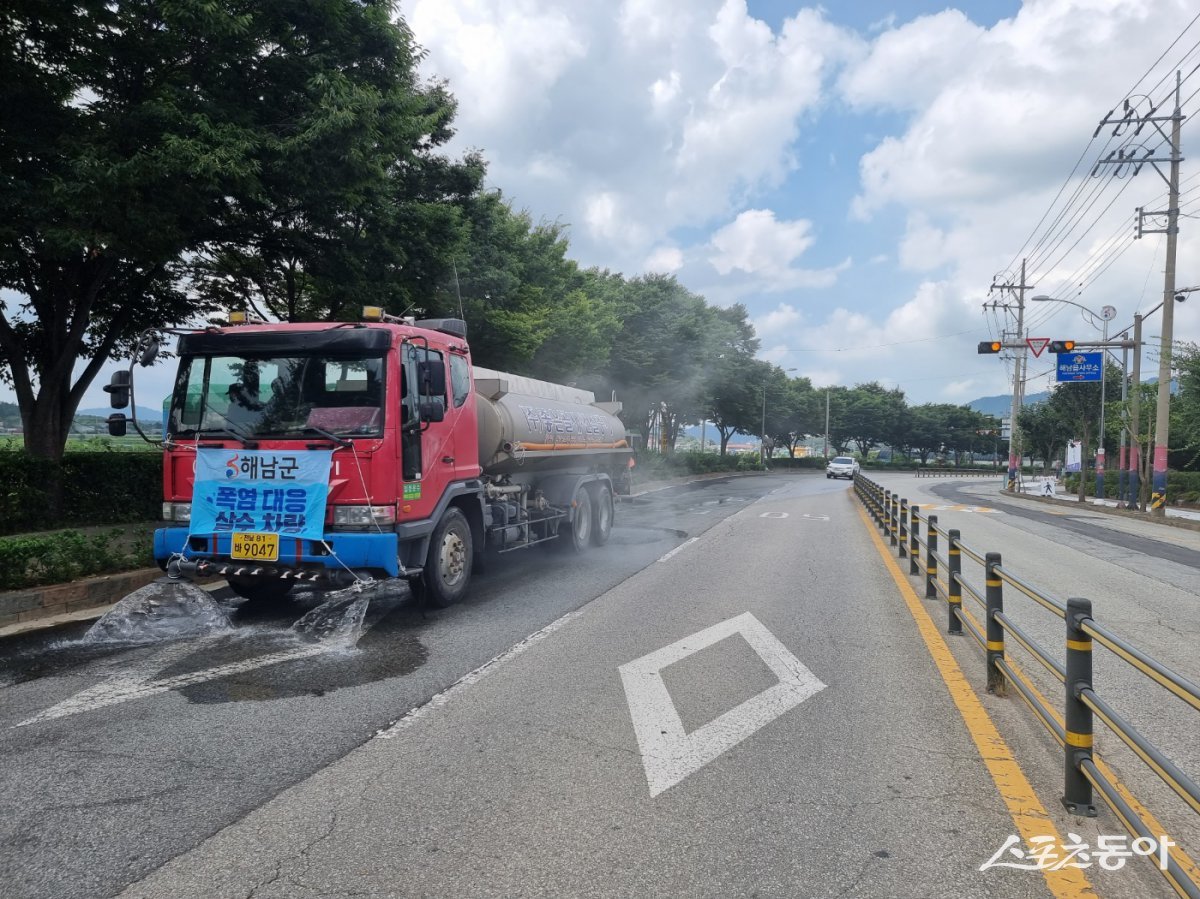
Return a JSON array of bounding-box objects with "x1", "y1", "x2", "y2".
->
[
  {"x1": 1048, "y1": 340, "x2": 1076, "y2": 353},
  {"x1": 977, "y1": 340, "x2": 1002, "y2": 354}
]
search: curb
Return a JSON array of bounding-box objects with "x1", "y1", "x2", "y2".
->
[
  {"x1": 0, "y1": 567, "x2": 165, "y2": 634},
  {"x1": 0, "y1": 571, "x2": 229, "y2": 639}
]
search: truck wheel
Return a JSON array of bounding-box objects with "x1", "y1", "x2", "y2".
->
[
  {"x1": 422, "y1": 507, "x2": 472, "y2": 608},
  {"x1": 590, "y1": 484, "x2": 613, "y2": 546},
  {"x1": 228, "y1": 579, "x2": 293, "y2": 606},
  {"x1": 561, "y1": 488, "x2": 592, "y2": 552}
]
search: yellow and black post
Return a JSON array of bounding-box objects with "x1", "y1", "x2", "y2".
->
[
  {"x1": 883, "y1": 490, "x2": 892, "y2": 537},
  {"x1": 946, "y1": 529, "x2": 963, "y2": 635},
  {"x1": 908, "y1": 505, "x2": 921, "y2": 576},
  {"x1": 890, "y1": 495, "x2": 900, "y2": 547},
  {"x1": 898, "y1": 498, "x2": 909, "y2": 557},
  {"x1": 925, "y1": 515, "x2": 938, "y2": 598},
  {"x1": 985, "y1": 552, "x2": 1006, "y2": 696},
  {"x1": 1063, "y1": 597, "x2": 1098, "y2": 816}
]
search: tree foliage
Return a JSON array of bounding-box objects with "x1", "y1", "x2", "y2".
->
[{"x1": 0, "y1": 0, "x2": 482, "y2": 458}]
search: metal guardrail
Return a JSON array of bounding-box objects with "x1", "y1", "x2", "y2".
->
[
  {"x1": 855, "y1": 473, "x2": 1200, "y2": 898},
  {"x1": 914, "y1": 467, "x2": 1004, "y2": 478}
]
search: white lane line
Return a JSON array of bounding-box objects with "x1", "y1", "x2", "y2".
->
[
  {"x1": 657, "y1": 537, "x2": 699, "y2": 563},
  {"x1": 374, "y1": 606, "x2": 588, "y2": 739},
  {"x1": 619, "y1": 612, "x2": 826, "y2": 798},
  {"x1": 17, "y1": 639, "x2": 331, "y2": 727}
]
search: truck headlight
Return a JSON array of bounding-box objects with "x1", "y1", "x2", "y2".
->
[
  {"x1": 162, "y1": 502, "x2": 192, "y2": 523},
  {"x1": 333, "y1": 505, "x2": 397, "y2": 528}
]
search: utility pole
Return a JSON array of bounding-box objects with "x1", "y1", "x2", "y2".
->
[
  {"x1": 986, "y1": 259, "x2": 1031, "y2": 492},
  {"x1": 823, "y1": 390, "x2": 830, "y2": 458},
  {"x1": 1128, "y1": 313, "x2": 1143, "y2": 509},
  {"x1": 1097, "y1": 72, "x2": 1185, "y2": 514}
]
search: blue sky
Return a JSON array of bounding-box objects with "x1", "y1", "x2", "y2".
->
[
  {"x1": 7, "y1": 0, "x2": 1200, "y2": 416},
  {"x1": 391, "y1": 0, "x2": 1200, "y2": 407}
]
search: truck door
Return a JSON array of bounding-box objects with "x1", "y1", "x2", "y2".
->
[{"x1": 446, "y1": 351, "x2": 481, "y2": 480}]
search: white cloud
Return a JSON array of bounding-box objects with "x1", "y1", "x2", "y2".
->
[
  {"x1": 401, "y1": 0, "x2": 859, "y2": 273},
  {"x1": 404, "y1": 1, "x2": 587, "y2": 128},
  {"x1": 709, "y1": 210, "x2": 814, "y2": 276},
  {"x1": 644, "y1": 245, "x2": 684, "y2": 273},
  {"x1": 650, "y1": 71, "x2": 681, "y2": 109},
  {"x1": 846, "y1": 1, "x2": 1196, "y2": 219},
  {"x1": 840, "y1": 10, "x2": 984, "y2": 113}
]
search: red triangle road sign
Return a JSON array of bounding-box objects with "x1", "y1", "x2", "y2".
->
[{"x1": 1027, "y1": 337, "x2": 1050, "y2": 357}]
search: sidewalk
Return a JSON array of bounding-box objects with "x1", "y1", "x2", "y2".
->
[{"x1": 1016, "y1": 476, "x2": 1200, "y2": 527}]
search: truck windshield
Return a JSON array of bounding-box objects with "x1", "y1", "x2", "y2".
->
[{"x1": 170, "y1": 353, "x2": 386, "y2": 439}]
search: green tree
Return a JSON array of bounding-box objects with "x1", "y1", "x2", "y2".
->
[
  {"x1": 708, "y1": 357, "x2": 773, "y2": 456},
  {"x1": 1, "y1": 0, "x2": 475, "y2": 458},
  {"x1": 840, "y1": 382, "x2": 906, "y2": 458},
  {"x1": 605, "y1": 277, "x2": 754, "y2": 449},
  {"x1": 773, "y1": 376, "x2": 820, "y2": 458}
]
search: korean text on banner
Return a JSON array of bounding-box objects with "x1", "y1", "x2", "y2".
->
[{"x1": 190, "y1": 449, "x2": 334, "y2": 540}]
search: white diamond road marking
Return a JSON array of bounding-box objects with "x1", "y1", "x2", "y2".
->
[
  {"x1": 619, "y1": 612, "x2": 826, "y2": 798},
  {"x1": 759, "y1": 511, "x2": 789, "y2": 519}
]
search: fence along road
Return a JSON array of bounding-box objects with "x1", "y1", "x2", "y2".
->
[
  {"x1": 114, "y1": 473, "x2": 1169, "y2": 899},
  {"x1": 858, "y1": 472, "x2": 1200, "y2": 898}
]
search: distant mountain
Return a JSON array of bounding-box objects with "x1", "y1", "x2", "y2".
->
[
  {"x1": 966, "y1": 392, "x2": 1050, "y2": 418},
  {"x1": 79, "y1": 405, "x2": 162, "y2": 421},
  {"x1": 680, "y1": 423, "x2": 755, "y2": 442}
]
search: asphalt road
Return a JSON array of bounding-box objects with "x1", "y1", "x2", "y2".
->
[{"x1": 0, "y1": 473, "x2": 1182, "y2": 898}]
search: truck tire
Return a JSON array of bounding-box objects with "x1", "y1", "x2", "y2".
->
[
  {"x1": 561, "y1": 488, "x2": 592, "y2": 553},
  {"x1": 422, "y1": 507, "x2": 473, "y2": 607},
  {"x1": 590, "y1": 484, "x2": 613, "y2": 546},
  {"x1": 229, "y1": 579, "x2": 293, "y2": 606}
]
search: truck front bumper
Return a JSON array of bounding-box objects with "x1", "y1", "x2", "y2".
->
[{"x1": 155, "y1": 527, "x2": 400, "y2": 579}]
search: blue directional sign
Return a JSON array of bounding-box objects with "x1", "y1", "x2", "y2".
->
[{"x1": 1056, "y1": 351, "x2": 1102, "y2": 382}]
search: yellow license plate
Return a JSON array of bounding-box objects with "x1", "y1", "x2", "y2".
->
[{"x1": 231, "y1": 532, "x2": 279, "y2": 562}]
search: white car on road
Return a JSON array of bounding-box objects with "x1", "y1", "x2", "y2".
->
[{"x1": 825, "y1": 456, "x2": 860, "y2": 479}]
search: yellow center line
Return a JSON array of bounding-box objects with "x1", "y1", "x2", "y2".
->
[{"x1": 854, "y1": 498, "x2": 1096, "y2": 898}]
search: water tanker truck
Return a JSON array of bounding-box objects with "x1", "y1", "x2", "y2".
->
[{"x1": 104, "y1": 309, "x2": 634, "y2": 607}]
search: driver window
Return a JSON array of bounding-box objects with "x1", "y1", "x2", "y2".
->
[{"x1": 450, "y1": 354, "x2": 470, "y2": 408}]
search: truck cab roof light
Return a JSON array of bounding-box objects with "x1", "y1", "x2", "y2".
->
[
  {"x1": 227, "y1": 311, "x2": 267, "y2": 325},
  {"x1": 362, "y1": 306, "x2": 383, "y2": 321}
]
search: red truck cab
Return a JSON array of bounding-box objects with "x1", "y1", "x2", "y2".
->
[{"x1": 154, "y1": 313, "x2": 487, "y2": 604}]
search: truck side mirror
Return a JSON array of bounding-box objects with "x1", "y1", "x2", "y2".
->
[
  {"x1": 418, "y1": 360, "x2": 446, "y2": 397},
  {"x1": 107, "y1": 413, "x2": 128, "y2": 437},
  {"x1": 104, "y1": 370, "x2": 131, "y2": 408},
  {"x1": 139, "y1": 336, "x2": 161, "y2": 367},
  {"x1": 419, "y1": 398, "x2": 445, "y2": 423}
]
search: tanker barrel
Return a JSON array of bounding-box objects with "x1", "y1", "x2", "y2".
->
[{"x1": 473, "y1": 367, "x2": 630, "y2": 476}]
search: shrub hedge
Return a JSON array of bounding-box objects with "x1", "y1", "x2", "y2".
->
[
  {"x1": 0, "y1": 452, "x2": 162, "y2": 536},
  {"x1": 0, "y1": 528, "x2": 155, "y2": 591},
  {"x1": 1062, "y1": 469, "x2": 1200, "y2": 504}
]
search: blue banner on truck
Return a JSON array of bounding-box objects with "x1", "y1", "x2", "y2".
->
[{"x1": 190, "y1": 449, "x2": 333, "y2": 540}]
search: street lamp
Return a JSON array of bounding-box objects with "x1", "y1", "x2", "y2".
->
[
  {"x1": 1031, "y1": 296, "x2": 1116, "y2": 500},
  {"x1": 762, "y1": 368, "x2": 797, "y2": 465}
]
